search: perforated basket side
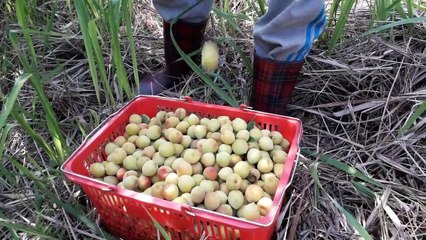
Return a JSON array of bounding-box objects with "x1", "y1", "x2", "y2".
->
[{"x1": 61, "y1": 95, "x2": 302, "y2": 240}]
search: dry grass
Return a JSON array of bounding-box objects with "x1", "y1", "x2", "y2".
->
[{"x1": 1, "y1": 0, "x2": 425, "y2": 239}]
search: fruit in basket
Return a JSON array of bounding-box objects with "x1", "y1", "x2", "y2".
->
[
  {"x1": 228, "y1": 190, "x2": 244, "y2": 210},
  {"x1": 192, "y1": 174, "x2": 205, "y2": 186},
  {"x1": 105, "y1": 142, "x2": 119, "y2": 155},
  {"x1": 217, "y1": 204, "x2": 233, "y2": 216},
  {"x1": 89, "y1": 162, "x2": 105, "y2": 178},
  {"x1": 158, "y1": 166, "x2": 173, "y2": 180},
  {"x1": 236, "y1": 130, "x2": 250, "y2": 142},
  {"x1": 123, "y1": 156, "x2": 138, "y2": 170},
  {"x1": 137, "y1": 156, "x2": 150, "y2": 169},
  {"x1": 199, "y1": 180, "x2": 216, "y2": 193},
  {"x1": 247, "y1": 168, "x2": 261, "y2": 183},
  {"x1": 137, "y1": 175, "x2": 151, "y2": 190},
  {"x1": 203, "y1": 166, "x2": 218, "y2": 181},
  {"x1": 142, "y1": 146, "x2": 155, "y2": 158},
  {"x1": 240, "y1": 179, "x2": 250, "y2": 193},
  {"x1": 165, "y1": 172, "x2": 179, "y2": 185},
  {"x1": 172, "y1": 196, "x2": 188, "y2": 204},
  {"x1": 190, "y1": 186, "x2": 206, "y2": 204},
  {"x1": 272, "y1": 150, "x2": 287, "y2": 163},
  {"x1": 123, "y1": 170, "x2": 138, "y2": 179},
  {"x1": 175, "y1": 108, "x2": 187, "y2": 120},
  {"x1": 215, "y1": 191, "x2": 228, "y2": 204},
  {"x1": 105, "y1": 162, "x2": 120, "y2": 176},
  {"x1": 201, "y1": 138, "x2": 218, "y2": 153},
  {"x1": 257, "y1": 158, "x2": 274, "y2": 173},
  {"x1": 181, "y1": 193, "x2": 194, "y2": 206},
  {"x1": 238, "y1": 203, "x2": 260, "y2": 221},
  {"x1": 273, "y1": 163, "x2": 284, "y2": 178},
  {"x1": 93, "y1": 109, "x2": 293, "y2": 223},
  {"x1": 226, "y1": 173, "x2": 242, "y2": 190},
  {"x1": 123, "y1": 175, "x2": 138, "y2": 190},
  {"x1": 177, "y1": 160, "x2": 192, "y2": 176},
  {"x1": 216, "y1": 152, "x2": 230, "y2": 167},
  {"x1": 257, "y1": 197, "x2": 273, "y2": 216},
  {"x1": 151, "y1": 182, "x2": 165, "y2": 199},
  {"x1": 204, "y1": 192, "x2": 221, "y2": 210},
  {"x1": 194, "y1": 125, "x2": 207, "y2": 139},
  {"x1": 162, "y1": 183, "x2": 179, "y2": 201},
  {"x1": 114, "y1": 136, "x2": 127, "y2": 146},
  {"x1": 262, "y1": 174, "x2": 279, "y2": 195},
  {"x1": 125, "y1": 123, "x2": 140, "y2": 136},
  {"x1": 258, "y1": 136, "x2": 274, "y2": 151},
  {"x1": 247, "y1": 148, "x2": 261, "y2": 164},
  {"x1": 183, "y1": 149, "x2": 201, "y2": 164},
  {"x1": 245, "y1": 185, "x2": 263, "y2": 203},
  {"x1": 178, "y1": 175, "x2": 196, "y2": 193},
  {"x1": 233, "y1": 161, "x2": 251, "y2": 179},
  {"x1": 232, "y1": 118, "x2": 247, "y2": 132},
  {"x1": 230, "y1": 154, "x2": 242, "y2": 167},
  {"x1": 165, "y1": 116, "x2": 180, "y2": 129},
  {"x1": 142, "y1": 161, "x2": 158, "y2": 177},
  {"x1": 220, "y1": 130, "x2": 235, "y2": 145},
  {"x1": 116, "y1": 168, "x2": 127, "y2": 181},
  {"x1": 129, "y1": 114, "x2": 142, "y2": 124},
  {"x1": 232, "y1": 139, "x2": 248, "y2": 155},
  {"x1": 135, "y1": 135, "x2": 150, "y2": 148},
  {"x1": 218, "y1": 167, "x2": 233, "y2": 181},
  {"x1": 104, "y1": 176, "x2": 119, "y2": 185},
  {"x1": 158, "y1": 141, "x2": 175, "y2": 157},
  {"x1": 146, "y1": 125, "x2": 161, "y2": 140},
  {"x1": 187, "y1": 113, "x2": 200, "y2": 126}
]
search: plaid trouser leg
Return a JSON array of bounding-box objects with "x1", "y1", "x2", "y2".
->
[
  {"x1": 250, "y1": 53, "x2": 303, "y2": 115},
  {"x1": 163, "y1": 19, "x2": 208, "y2": 79}
]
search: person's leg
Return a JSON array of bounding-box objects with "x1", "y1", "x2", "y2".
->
[
  {"x1": 140, "y1": 0, "x2": 213, "y2": 95},
  {"x1": 250, "y1": 0, "x2": 326, "y2": 114}
]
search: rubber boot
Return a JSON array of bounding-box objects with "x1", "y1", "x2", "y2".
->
[
  {"x1": 249, "y1": 53, "x2": 304, "y2": 115},
  {"x1": 140, "y1": 18, "x2": 208, "y2": 95}
]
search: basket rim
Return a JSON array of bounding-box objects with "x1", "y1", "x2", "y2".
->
[{"x1": 60, "y1": 94, "x2": 303, "y2": 227}]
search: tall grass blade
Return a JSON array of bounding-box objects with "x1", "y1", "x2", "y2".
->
[
  {"x1": 310, "y1": 163, "x2": 373, "y2": 240},
  {"x1": 170, "y1": 28, "x2": 239, "y2": 107},
  {"x1": 0, "y1": 219, "x2": 55, "y2": 240},
  {"x1": 15, "y1": 0, "x2": 37, "y2": 68},
  {"x1": 219, "y1": 38, "x2": 253, "y2": 76},
  {"x1": 52, "y1": 198, "x2": 118, "y2": 240},
  {"x1": 88, "y1": 19, "x2": 115, "y2": 105},
  {"x1": 257, "y1": 0, "x2": 266, "y2": 16},
  {"x1": 9, "y1": 158, "x2": 47, "y2": 191},
  {"x1": 0, "y1": 124, "x2": 14, "y2": 163},
  {"x1": 212, "y1": 7, "x2": 248, "y2": 35},
  {"x1": 123, "y1": 0, "x2": 140, "y2": 94},
  {"x1": 169, "y1": 2, "x2": 239, "y2": 107},
  {"x1": 74, "y1": 0, "x2": 102, "y2": 105},
  {"x1": 0, "y1": 210, "x2": 19, "y2": 240},
  {"x1": 44, "y1": 0, "x2": 58, "y2": 48},
  {"x1": 108, "y1": 0, "x2": 132, "y2": 100},
  {"x1": 399, "y1": 101, "x2": 426, "y2": 134},
  {"x1": 352, "y1": 180, "x2": 375, "y2": 199},
  {"x1": 328, "y1": 0, "x2": 356, "y2": 50},
  {"x1": 302, "y1": 149, "x2": 383, "y2": 188},
  {"x1": 10, "y1": 108, "x2": 56, "y2": 162},
  {"x1": 361, "y1": 17, "x2": 426, "y2": 36},
  {"x1": 143, "y1": 206, "x2": 171, "y2": 240},
  {"x1": 9, "y1": 33, "x2": 68, "y2": 162},
  {"x1": 0, "y1": 73, "x2": 31, "y2": 129},
  {"x1": 0, "y1": 73, "x2": 30, "y2": 161}
]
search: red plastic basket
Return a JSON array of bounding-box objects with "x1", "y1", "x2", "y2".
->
[{"x1": 61, "y1": 95, "x2": 302, "y2": 240}]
